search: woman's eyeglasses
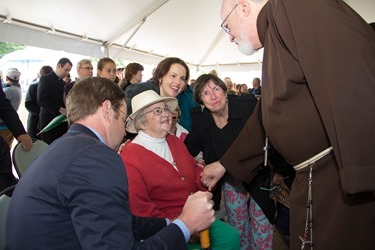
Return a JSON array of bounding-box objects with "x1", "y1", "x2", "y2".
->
[
  {"x1": 142, "y1": 106, "x2": 172, "y2": 116},
  {"x1": 123, "y1": 106, "x2": 172, "y2": 129}
]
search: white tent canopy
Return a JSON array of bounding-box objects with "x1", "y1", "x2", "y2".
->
[
  {"x1": 0, "y1": 0, "x2": 374, "y2": 75},
  {"x1": 0, "y1": 46, "x2": 93, "y2": 85}
]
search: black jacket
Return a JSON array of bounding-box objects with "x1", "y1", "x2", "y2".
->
[
  {"x1": 185, "y1": 94, "x2": 258, "y2": 209},
  {"x1": 37, "y1": 72, "x2": 65, "y2": 129},
  {"x1": 25, "y1": 82, "x2": 40, "y2": 139},
  {"x1": 185, "y1": 94, "x2": 258, "y2": 163},
  {"x1": 0, "y1": 87, "x2": 25, "y2": 192}
]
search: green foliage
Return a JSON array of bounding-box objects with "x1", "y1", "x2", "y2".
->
[{"x1": 0, "y1": 42, "x2": 26, "y2": 59}]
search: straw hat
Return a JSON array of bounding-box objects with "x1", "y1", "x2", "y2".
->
[{"x1": 126, "y1": 90, "x2": 178, "y2": 133}]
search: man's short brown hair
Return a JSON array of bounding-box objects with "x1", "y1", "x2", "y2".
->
[{"x1": 66, "y1": 77, "x2": 125, "y2": 124}]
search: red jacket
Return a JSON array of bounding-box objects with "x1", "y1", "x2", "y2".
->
[{"x1": 120, "y1": 134, "x2": 206, "y2": 219}]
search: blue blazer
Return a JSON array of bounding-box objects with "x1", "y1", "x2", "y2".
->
[{"x1": 6, "y1": 123, "x2": 187, "y2": 249}]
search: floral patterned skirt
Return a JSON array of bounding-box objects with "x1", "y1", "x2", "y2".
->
[{"x1": 223, "y1": 176, "x2": 273, "y2": 250}]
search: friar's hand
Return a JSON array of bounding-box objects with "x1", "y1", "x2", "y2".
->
[{"x1": 200, "y1": 161, "x2": 226, "y2": 191}]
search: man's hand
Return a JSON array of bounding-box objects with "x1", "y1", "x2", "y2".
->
[
  {"x1": 200, "y1": 161, "x2": 226, "y2": 191},
  {"x1": 17, "y1": 134, "x2": 33, "y2": 151},
  {"x1": 117, "y1": 139, "x2": 131, "y2": 154},
  {"x1": 178, "y1": 191, "x2": 215, "y2": 235}
]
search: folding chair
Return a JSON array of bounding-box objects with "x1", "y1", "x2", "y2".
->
[
  {"x1": 12, "y1": 139, "x2": 49, "y2": 177},
  {"x1": 0, "y1": 184, "x2": 16, "y2": 250}
]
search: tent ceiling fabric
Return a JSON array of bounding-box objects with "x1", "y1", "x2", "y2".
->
[{"x1": 0, "y1": 0, "x2": 373, "y2": 72}]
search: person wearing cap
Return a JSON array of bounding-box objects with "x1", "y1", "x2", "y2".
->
[
  {"x1": 120, "y1": 90, "x2": 240, "y2": 250},
  {"x1": 6, "y1": 77, "x2": 215, "y2": 249},
  {"x1": 0, "y1": 68, "x2": 23, "y2": 147}
]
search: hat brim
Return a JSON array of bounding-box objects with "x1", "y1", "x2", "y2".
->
[{"x1": 126, "y1": 96, "x2": 178, "y2": 134}]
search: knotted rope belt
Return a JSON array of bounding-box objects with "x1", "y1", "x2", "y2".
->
[
  {"x1": 293, "y1": 147, "x2": 333, "y2": 171},
  {"x1": 293, "y1": 146, "x2": 333, "y2": 250}
]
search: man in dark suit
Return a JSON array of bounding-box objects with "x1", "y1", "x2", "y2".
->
[
  {"x1": 248, "y1": 77, "x2": 261, "y2": 96},
  {"x1": 25, "y1": 65, "x2": 53, "y2": 139},
  {"x1": 0, "y1": 87, "x2": 32, "y2": 192},
  {"x1": 37, "y1": 58, "x2": 72, "y2": 144},
  {"x1": 6, "y1": 77, "x2": 214, "y2": 249}
]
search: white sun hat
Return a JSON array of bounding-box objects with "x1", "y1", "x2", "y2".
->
[{"x1": 126, "y1": 90, "x2": 178, "y2": 133}]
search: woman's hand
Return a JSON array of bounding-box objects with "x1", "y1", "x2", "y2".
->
[{"x1": 201, "y1": 161, "x2": 226, "y2": 191}]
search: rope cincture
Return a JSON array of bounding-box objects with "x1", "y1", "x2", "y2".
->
[{"x1": 299, "y1": 162, "x2": 314, "y2": 250}]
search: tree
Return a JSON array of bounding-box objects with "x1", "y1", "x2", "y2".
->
[{"x1": 0, "y1": 42, "x2": 26, "y2": 59}]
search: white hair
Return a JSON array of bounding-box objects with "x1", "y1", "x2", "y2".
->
[
  {"x1": 223, "y1": 0, "x2": 267, "y2": 5},
  {"x1": 236, "y1": 17, "x2": 258, "y2": 55}
]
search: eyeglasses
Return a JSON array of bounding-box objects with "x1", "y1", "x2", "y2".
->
[
  {"x1": 117, "y1": 109, "x2": 130, "y2": 128},
  {"x1": 220, "y1": 4, "x2": 238, "y2": 35},
  {"x1": 125, "y1": 116, "x2": 133, "y2": 128},
  {"x1": 124, "y1": 106, "x2": 172, "y2": 129},
  {"x1": 142, "y1": 105, "x2": 172, "y2": 116},
  {"x1": 80, "y1": 67, "x2": 94, "y2": 70}
]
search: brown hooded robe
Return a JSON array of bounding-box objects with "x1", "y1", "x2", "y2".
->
[{"x1": 220, "y1": 0, "x2": 375, "y2": 249}]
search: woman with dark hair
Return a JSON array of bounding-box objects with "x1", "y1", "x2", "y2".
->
[
  {"x1": 184, "y1": 73, "x2": 273, "y2": 249},
  {"x1": 125, "y1": 57, "x2": 189, "y2": 112},
  {"x1": 125, "y1": 57, "x2": 196, "y2": 138},
  {"x1": 97, "y1": 57, "x2": 117, "y2": 82},
  {"x1": 119, "y1": 62, "x2": 144, "y2": 91}
]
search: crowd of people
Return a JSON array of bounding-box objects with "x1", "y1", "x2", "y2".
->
[{"x1": 1, "y1": 0, "x2": 375, "y2": 249}]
